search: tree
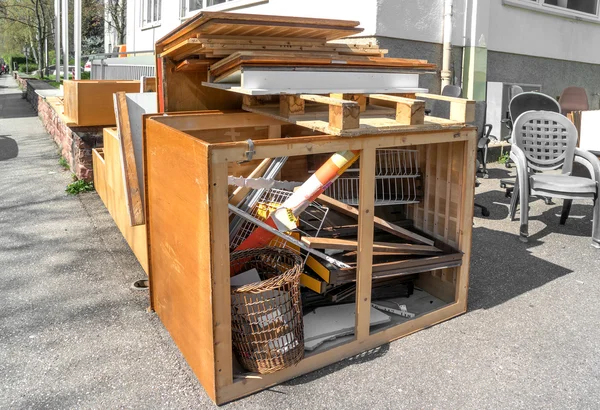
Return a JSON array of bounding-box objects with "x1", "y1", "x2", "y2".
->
[
  {"x1": 0, "y1": 0, "x2": 53, "y2": 76},
  {"x1": 105, "y1": 0, "x2": 125, "y2": 46}
]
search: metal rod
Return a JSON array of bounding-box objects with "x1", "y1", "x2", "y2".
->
[
  {"x1": 62, "y1": 0, "x2": 69, "y2": 81},
  {"x1": 74, "y1": 0, "x2": 81, "y2": 80},
  {"x1": 54, "y1": 0, "x2": 60, "y2": 82},
  {"x1": 228, "y1": 204, "x2": 351, "y2": 269}
]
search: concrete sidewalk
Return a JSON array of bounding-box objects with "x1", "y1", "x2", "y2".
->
[{"x1": 1, "y1": 73, "x2": 600, "y2": 409}]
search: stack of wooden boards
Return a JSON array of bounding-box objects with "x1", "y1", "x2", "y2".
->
[
  {"x1": 156, "y1": 11, "x2": 435, "y2": 76},
  {"x1": 154, "y1": 11, "x2": 446, "y2": 123}
]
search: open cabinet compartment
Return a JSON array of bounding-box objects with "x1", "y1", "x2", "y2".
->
[{"x1": 143, "y1": 111, "x2": 477, "y2": 405}]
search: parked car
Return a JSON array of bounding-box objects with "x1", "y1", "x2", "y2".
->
[{"x1": 51, "y1": 65, "x2": 76, "y2": 78}]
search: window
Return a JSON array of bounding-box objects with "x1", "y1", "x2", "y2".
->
[
  {"x1": 505, "y1": 0, "x2": 600, "y2": 21},
  {"x1": 180, "y1": 0, "x2": 266, "y2": 19},
  {"x1": 142, "y1": 0, "x2": 162, "y2": 27}
]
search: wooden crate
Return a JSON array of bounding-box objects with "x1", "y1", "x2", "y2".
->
[
  {"x1": 92, "y1": 128, "x2": 148, "y2": 272},
  {"x1": 63, "y1": 80, "x2": 141, "y2": 126},
  {"x1": 143, "y1": 110, "x2": 477, "y2": 405}
]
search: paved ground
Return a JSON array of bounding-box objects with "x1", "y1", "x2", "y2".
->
[{"x1": 1, "y1": 73, "x2": 599, "y2": 409}]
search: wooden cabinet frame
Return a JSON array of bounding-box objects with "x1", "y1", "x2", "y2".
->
[{"x1": 143, "y1": 111, "x2": 477, "y2": 405}]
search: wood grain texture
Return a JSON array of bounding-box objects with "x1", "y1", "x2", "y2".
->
[
  {"x1": 355, "y1": 146, "x2": 376, "y2": 340},
  {"x1": 93, "y1": 130, "x2": 148, "y2": 272},
  {"x1": 114, "y1": 92, "x2": 145, "y2": 226},
  {"x1": 316, "y1": 194, "x2": 434, "y2": 246},
  {"x1": 301, "y1": 237, "x2": 441, "y2": 254},
  {"x1": 144, "y1": 110, "x2": 476, "y2": 404},
  {"x1": 145, "y1": 118, "x2": 218, "y2": 401},
  {"x1": 280, "y1": 95, "x2": 305, "y2": 117},
  {"x1": 63, "y1": 80, "x2": 140, "y2": 126}
]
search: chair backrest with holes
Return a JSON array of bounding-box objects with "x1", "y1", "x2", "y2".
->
[
  {"x1": 509, "y1": 92, "x2": 561, "y2": 123},
  {"x1": 512, "y1": 110, "x2": 578, "y2": 174}
]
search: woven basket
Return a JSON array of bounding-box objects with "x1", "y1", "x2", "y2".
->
[{"x1": 230, "y1": 247, "x2": 304, "y2": 374}]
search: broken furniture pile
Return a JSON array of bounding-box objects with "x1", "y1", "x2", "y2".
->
[{"x1": 88, "y1": 11, "x2": 478, "y2": 405}]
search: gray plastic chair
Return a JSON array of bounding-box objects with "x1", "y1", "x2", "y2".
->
[
  {"x1": 504, "y1": 92, "x2": 562, "y2": 209},
  {"x1": 510, "y1": 110, "x2": 600, "y2": 248}
]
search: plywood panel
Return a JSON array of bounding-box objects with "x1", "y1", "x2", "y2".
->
[
  {"x1": 63, "y1": 80, "x2": 141, "y2": 126},
  {"x1": 145, "y1": 120, "x2": 218, "y2": 402},
  {"x1": 94, "y1": 129, "x2": 149, "y2": 272}
]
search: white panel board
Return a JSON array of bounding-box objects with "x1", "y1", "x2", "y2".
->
[
  {"x1": 580, "y1": 110, "x2": 600, "y2": 154},
  {"x1": 124, "y1": 92, "x2": 158, "y2": 207}
]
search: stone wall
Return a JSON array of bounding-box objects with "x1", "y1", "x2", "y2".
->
[{"x1": 17, "y1": 73, "x2": 103, "y2": 182}]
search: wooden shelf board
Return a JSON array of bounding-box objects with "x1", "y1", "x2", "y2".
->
[{"x1": 242, "y1": 104, "x2": 466, "y2": 137}]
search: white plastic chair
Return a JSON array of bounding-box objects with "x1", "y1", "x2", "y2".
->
[{"x1": 510, "y1": 110, "x2": 600, "y2": 248}]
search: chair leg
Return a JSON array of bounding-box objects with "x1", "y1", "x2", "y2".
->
[
  {"x1": 519, "y1": 180, "x2": 529, "y2": 242},
  {"x1": 482, "y1": 145, "x2": 489, "y2": 178},
  {"x1": 560, "y1": 199, "x2": 572, "y2": 225},
  {"x1": 510, "y1": 176, "x2": 519, "y2": 221},
  {"x1": 592, "y1": 197, "x2": 600, "y2": 249}
]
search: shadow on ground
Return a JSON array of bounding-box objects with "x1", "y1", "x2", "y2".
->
[
  {"x1": 0, "y1": 93, "x2": 35, "y2": 119},
  {"x1": 0, "y1": 135, "x2": 18, "y2": 160}
]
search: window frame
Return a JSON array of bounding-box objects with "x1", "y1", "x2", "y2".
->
[
  {"x1": 504, "y1": 0, "x2": 600, "y2": 23},
  {"x1": 180, "y1": 0, "x2": 267, "y2": 20},
  {"x1": 141, "y1": 0, "x2": 162, "y2": 29}
]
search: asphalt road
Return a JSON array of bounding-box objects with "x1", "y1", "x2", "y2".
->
[{"x1": 1, "y1": 74, "x2": 599, "y2": 409}]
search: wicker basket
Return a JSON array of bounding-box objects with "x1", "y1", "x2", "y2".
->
[{"x1": 230, "y1": 247, "x2": 304, "y2": 374}]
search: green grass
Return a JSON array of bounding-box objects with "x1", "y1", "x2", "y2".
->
[
  {"x1": 58, "y1": 157, "x2": 70, "y2": 170},
  {"x1": 66, "y1": 179, "x2": 94, "y2": 195},
  {"x1": 498, "y1": 152, "x2": 510, "y2": 164}
]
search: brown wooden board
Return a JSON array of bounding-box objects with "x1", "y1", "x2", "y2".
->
[
  {"x1": 113, "y1": 92, "x2": 145, "y2": 226},
  {"x1": 93, "y1": 129, "x2": 148, "y2": 272},
  {"x1": 155, "y1": 11, "x2": 364, "y2": 55},
  {"x1": 63, "y1": 80, "x2": 141, "y2": 126}
]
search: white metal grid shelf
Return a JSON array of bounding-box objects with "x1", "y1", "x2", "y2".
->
[{"x1": 325, "y1": 149, "x2": 421, "y2": 206}]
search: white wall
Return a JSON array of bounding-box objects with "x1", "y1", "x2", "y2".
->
[
  {"x1": 488, "y1": 1, "x2": 600, "y2": 65},
  {"x1": 127, "y1": 0, "x2": 379, "y2": 53},
  {"x1": 375, "y1": 0, "x2": 467, "y2": 46},
  {"x1": 127, "y1": 0, "x2": 183, "y2": 53}
]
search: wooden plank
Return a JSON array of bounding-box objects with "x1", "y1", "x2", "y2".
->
[
  {"x1": 280, "y1": 95, "x2": 305, "y2": 117},
  {"x1": 209, "y1": 160, "x2": 234, "y2": 397},
  {"x1": 174, "y1": 59, "x2": 211, "y2": 72},
  {"x1": 455, "y1": 132, "x2": 477, "y2": 306},
  {"x1": 444, "y1": 143, "x2": 453, "y2": 241},
  {"x1": 63, "y1": 80, "x2": 141, "y2": 126},
  {"x1": 144, "y1": 118, "x2": 219, "y2": 402},
  {"x1": 114, "y1": 92, "x2": 145, "y2": 227},
  {"x1": 301, "y1": 237, "x2": 441, "y2": 254},
  {"x1": 155, "y1": 11, "x2": 364, "y2": 54},
  {"x1": 208, "y1": 128, "x2": 475, "y2": 165},
  {"x1": 414, "y1": 93, "x2": 475, "y2": 123},
  {"x1": 316, "y1": 194, "x2": 435, "y2": 246},
  {"x1": 330, "y1": 93, "x2": 367, "y2": 112},
  {"x1": 299, "y1": 94, "x2": 360, "y2": 131},
  {"x1": 94, "y1": 130, "x2": 148, "y2": 273},
  {"x1": 241, "y1": 104, "x2": 462, "y2": 137},
  {"x1": 355, "y1": 146, "x2": 376, "y2": 341},
  {"x1": 369, "y1": 94, "x2": 425, "y2": 125}
]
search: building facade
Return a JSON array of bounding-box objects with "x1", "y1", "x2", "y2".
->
[{"x1": 125, "y1": 0, "x2": 600, "y2": 108}]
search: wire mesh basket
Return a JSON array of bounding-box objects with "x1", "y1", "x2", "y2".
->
[
  {"x1": 230, "y1": 247, "x2": 304, "y2": 374},
  {"x1": 229, "y1": 188, "x2": 329, "y2": 261},
  {"x1": 325, "y1": 149, "x2": 421, "y2": 206}
]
